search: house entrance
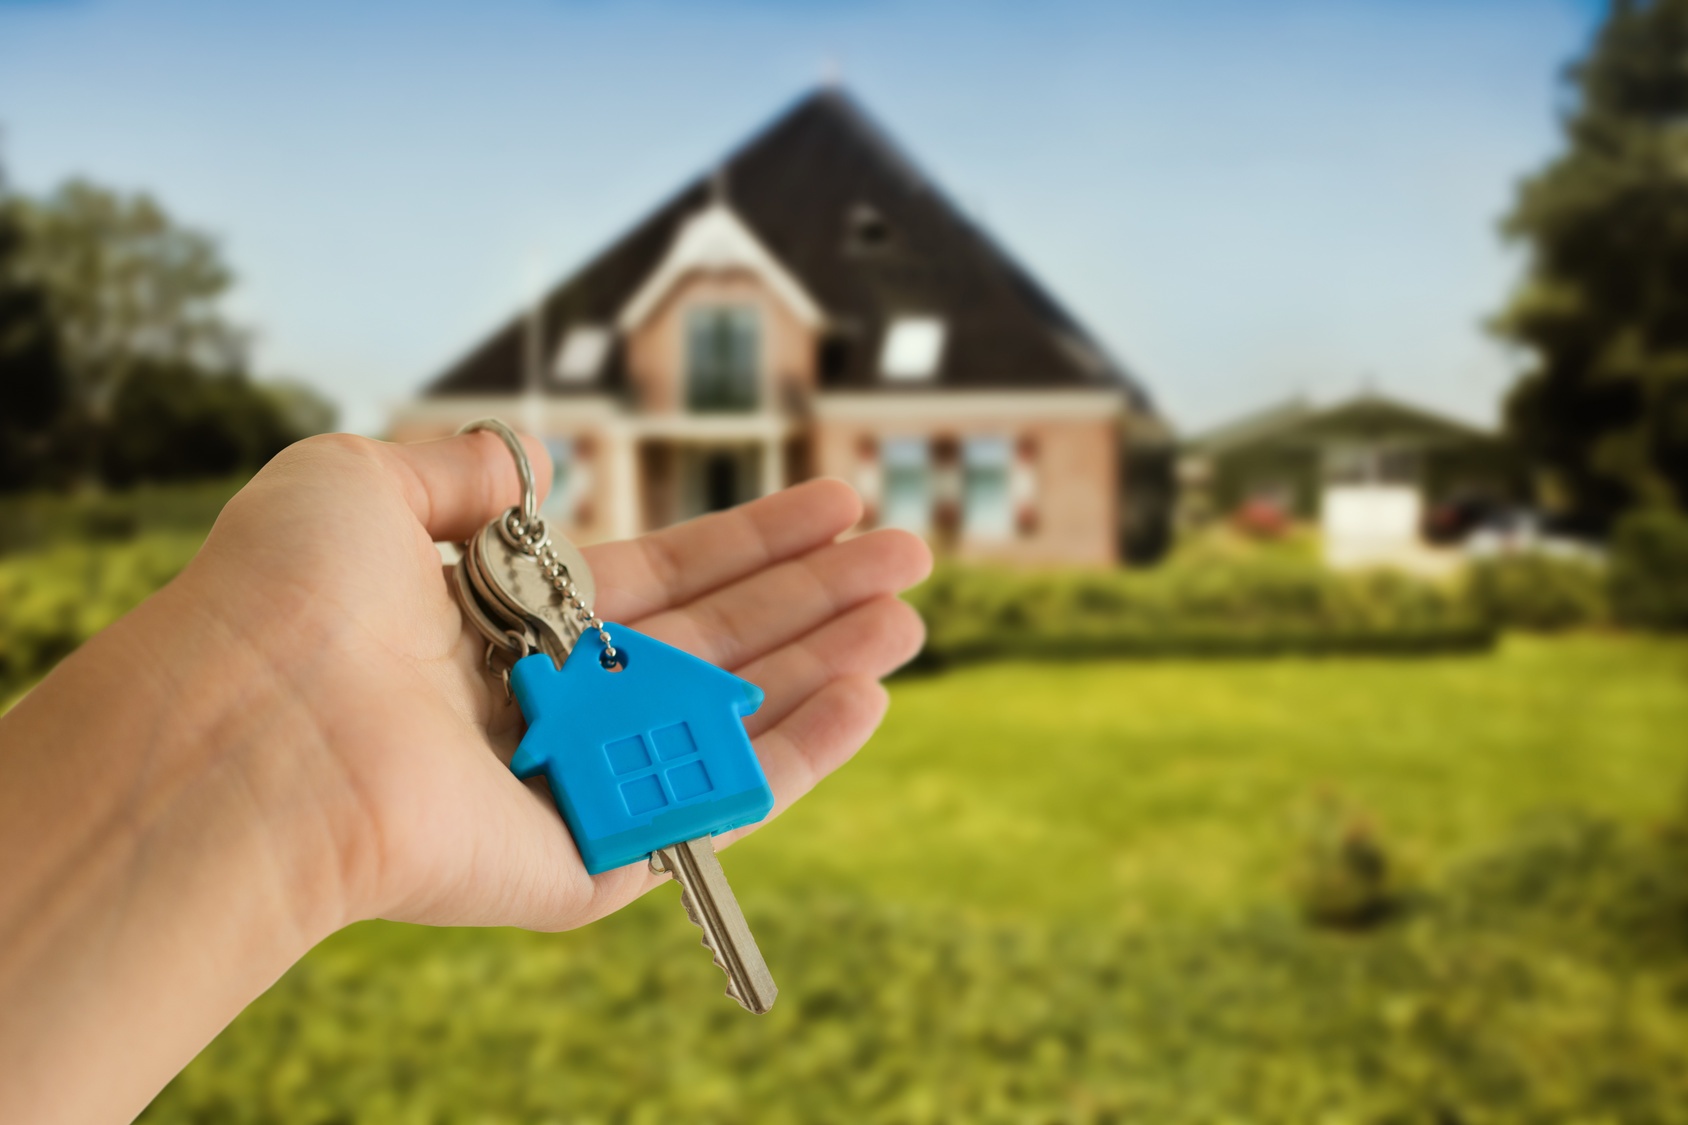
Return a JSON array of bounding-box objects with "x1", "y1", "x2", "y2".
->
[
  {"x1": 676, "y1": 443, "x2": 761, "y2": 521},
  {"x1": 703, "y1": 451, "x2": 741, "y2": 513}
]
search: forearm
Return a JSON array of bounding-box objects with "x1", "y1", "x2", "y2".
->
[{"x1": 0, "y1": 574, "x2": 345, "y2": 1125}]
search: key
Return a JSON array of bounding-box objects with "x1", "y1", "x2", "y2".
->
[
  {"x1": 652, "y1": 836, "x2": 778, "y2": 1014},
  {"x1": 468, "y1": 517, "x2": 597, "y2": 665},
  {"x1": 509, "y1": 624, "x2": 779, "y2": 1014},
  {"x1": 451, "y1": 542, "x2": 535, "y2": 655},
  {"x1": 453, "y1": 418, "x2": 779, "y2": 1014}
]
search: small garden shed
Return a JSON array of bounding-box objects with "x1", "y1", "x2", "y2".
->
[{"x1": 1181, "y1": 391, "x2": 1518, "y2": 566}]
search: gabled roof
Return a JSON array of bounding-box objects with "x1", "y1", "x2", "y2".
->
[
  {"x1": 426, "y1": 88, "x2": 1152, "y2": 409},
  {"x1": 1186, "y1": 390, "x2": 1495, "y2": 454},
  {"x1": 618, "y1": 202, "x2": 822, "y2": 331}
]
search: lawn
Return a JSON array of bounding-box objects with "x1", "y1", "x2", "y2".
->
[{"x1": 141, "y1": 636, "x2": 1688, "y2": 1123}]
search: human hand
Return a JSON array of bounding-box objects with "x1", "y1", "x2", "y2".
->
[
  {"x1": 0, "y1": 429, "x2": 928, "y2": 1123},
  {"x1": 188, "y1": 431, "x2": 932, "y2": 934}
]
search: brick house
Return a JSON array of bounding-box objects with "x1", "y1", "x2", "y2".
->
[{"x1": 392, "y1": 89, "x2": 1169, "y2": 565}]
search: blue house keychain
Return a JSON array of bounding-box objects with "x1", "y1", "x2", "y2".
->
[
  {"x1": 452, "y1": 418, "x2": 780, "y2": 1013},
  {"x1": 507, "y1": 626, "x2": 775, "y2": 874}
]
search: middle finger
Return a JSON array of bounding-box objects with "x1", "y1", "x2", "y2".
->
[{"x1": 625, "y1": 528, "x2": 929, "y2": 671}]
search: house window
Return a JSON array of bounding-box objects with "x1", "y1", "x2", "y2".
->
[
  {"x1": 962, "y1": 435, "x2": 1013, "y2": 539},
  {"x1": 554, "y1": 325, "x2": 610, "y2": 384},
  {"x1": 846, "y1": 203, "x2": 891, "y2": 253},
  {"x1": 880, "y1": 436, "x2": 931, "y2": 532},
  {"x1": 543, "y1": 436, "x2": 575, "y2": 519},
  {"x1": 880, "y1": 316, "x2": 946, "y2": 381},
  {"x1": 686, "y1": 306, "x2": 759, "y2": 412}
]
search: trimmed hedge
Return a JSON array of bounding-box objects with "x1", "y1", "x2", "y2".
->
[
  {"x1": 1610, "y1": 507, "x2": 1688, "y2": 630},
  {"x1": 1465, "y1": 552, "x2": 1609, "y2": 631},
  {"x1": 0, "y1": 533, "x2": 201, "y2": 695},
  {"x1": 907, "y1": 559, "x2": 1496, "y2": 664},
  {"x1": 0, "y1": 475, "x2": 243, "y2": 555}
]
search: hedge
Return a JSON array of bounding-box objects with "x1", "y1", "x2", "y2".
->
[
  {"x1": 0, "y1": 475, "x2": 243, "y2": 555},
  {"x1": 1464, "y1": 552, "x2": 1609, "y2": 631},
  {"x1": 907, "y1": 559, "x2": 1497, "y2": 665},
  {"x1": 1610, "y1": 507, "x2": 1688, "y2": 630},
  {"x1": 0, "y1": 533, "x2": 201, "y2": 695}
]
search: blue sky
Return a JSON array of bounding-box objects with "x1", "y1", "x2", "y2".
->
[{"x1": 0, "y1": 0, "x2": 1600, "y2": 434}]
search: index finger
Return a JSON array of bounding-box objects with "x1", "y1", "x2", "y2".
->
[{"x1": 583, "y1": 478, "x2": 863, "y2": 622}]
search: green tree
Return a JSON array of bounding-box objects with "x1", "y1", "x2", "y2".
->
[
  {"x1": 99, "y1": 363, "x2": 327, "y2": 486},
  {"x1": 10, "y1": 178, "x2": 248, "y2": 476},
  {"x1": 2, "y1": 174, "x2": 334, "y2": 489},
  {"x1": 0, "y1": 167, "x2": 72, "y2": 489},
  {"x1": 1495, "y1": 0, "x2": 1688, "y2": 531}
]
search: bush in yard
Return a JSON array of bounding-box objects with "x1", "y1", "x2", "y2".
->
[
  {"x1": 907, "y1": 557, "x2": 1493, "y2": 664},
  {"x1": 1465, "y1": 552, "x2": 1608, "y2": 631},
  {"x1": 1291, "y1": 790, "x2": 1405, "y2": 929},
  {"x1": 0, "y1": 475, "x2": 243, "y2": 554},
  {"x1": 1609, "y1": 507, "x2": 1688, "y2": 630},
  {"x1": 0, "y1": 533, "x2": 200, "y2": 694}
]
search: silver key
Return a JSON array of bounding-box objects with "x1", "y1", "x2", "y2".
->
[
  {"x1": 467, "y1": 519, "x2": 597, "y2": 665},
  {"x1": 651, "y1": 836, "x2": 778, "y2": 1015},
  {"x1": 451, "y1": 546, "x2": 530, "y2": 651}
]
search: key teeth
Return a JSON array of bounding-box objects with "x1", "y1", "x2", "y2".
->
[{"x1": 675, "y1": 881, "x2": 756, "y2": 1012}]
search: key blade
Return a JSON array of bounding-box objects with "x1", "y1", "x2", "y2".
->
[{"x1": 653, "y1": 837, "x2": 778, "y2": 1015}]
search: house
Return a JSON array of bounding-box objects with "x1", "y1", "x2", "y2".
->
[
  {"x1": 1180, "y1": 390, "x2": 1518, "y2": 569},
  {"x1": 508, "y1": 626, "x2": 772, "y2": 875},
  {"x1": 390, "y1": 88, "x2": 1171, "y2": 566}
]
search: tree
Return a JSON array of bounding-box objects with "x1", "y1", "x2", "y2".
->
[
  {"x1": 1495, "y1": 0, "x2": 1688, "y2": 532},
  {"x1": 0, "y1": 167, "x2": 72, "y2": 489},
  {"x1": 13, "y1": 179, "x2": 245, "y2": 407},
  {"x1": 1, "y1": 173, "x2": 334, "y2": 490}
]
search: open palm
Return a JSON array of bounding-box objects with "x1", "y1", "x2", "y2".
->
[{"x1": 190, "y1": 430, "x2": 930, "y2": 936}]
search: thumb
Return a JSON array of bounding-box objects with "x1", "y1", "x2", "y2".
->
[{"x1": 386, "y1": 428, "x2": 554, "y2": 544}]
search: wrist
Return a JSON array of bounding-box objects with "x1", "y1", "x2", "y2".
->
[{"x1": 0, "y1": 567, "x2": 347, "y2": 1123}]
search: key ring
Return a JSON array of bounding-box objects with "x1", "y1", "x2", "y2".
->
[
  {"x1": 458, "y1": 417, "x2": 618, "y2": 665},
  {"x1": 460, "y1": 418, "x2": 539, "y2": 530}
]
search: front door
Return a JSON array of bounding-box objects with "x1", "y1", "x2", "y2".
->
[
  {"x1": 703, "y1": 450, "x2": 741, "y2": 513},
  {"x1": 678, "y1": 444, "x2": 760, "y2": 520}
]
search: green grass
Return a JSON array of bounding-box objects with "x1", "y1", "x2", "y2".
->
[
  {"x1": 140, "y1": 637, "x2": 1688, "y2": 1123},
  {"x1": 745, "y1": 634, "x2": 1688, "y2": 923}
]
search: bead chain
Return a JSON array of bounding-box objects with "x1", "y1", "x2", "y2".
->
[{"x1": 502, "y1": 509, "x2": 617, "y2": 662}]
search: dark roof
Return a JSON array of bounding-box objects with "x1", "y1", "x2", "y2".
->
[
  {"x1": 426, "y1": 88, "x2": 1152, "y2": 410},
  {"x1": 1187, "y1": 390, "x2": 1495, "y2": 454}
]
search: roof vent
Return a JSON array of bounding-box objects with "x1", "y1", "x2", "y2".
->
[{"x1": 846, "y1": 203, "x2": 891, "y2": 252}]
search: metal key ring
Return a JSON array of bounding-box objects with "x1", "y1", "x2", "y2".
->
[{"x1": 459, "y1": 418, "x2": 539, "y2": 530}]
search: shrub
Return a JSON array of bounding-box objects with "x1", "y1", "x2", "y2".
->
[
  {"x1": 0, "y1": 475, "x2": 243, "y2": 555},
  {"x1": 0, "y1": 533, "x2": 201, "y2": 694},
  {"x1": 1610, "y1": 507, "x2": 1688, "y2": 630},
  {"x1": 907, "y1": 558, "x2": 1494, "y2": 665},
  {"x1": 1291, "y1": 790, "x2": 1405, "y2": 929},
  {"x1": 1465, "y1": 552, "x2": 1608, "y2": 630}
]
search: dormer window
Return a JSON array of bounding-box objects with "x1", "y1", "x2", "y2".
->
[
  {"x1": 686, "y1": 305, "x2": 760, "y2": 412},
  {"x1": 880, "y1": 316, "x2": 946, "y2": 381},
  {"x1": 554, "y1": 325, "x2": 610, "y2": 384},
  {"x1": 846, "y1": 203, "x2": 891, "y2": 252}
]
